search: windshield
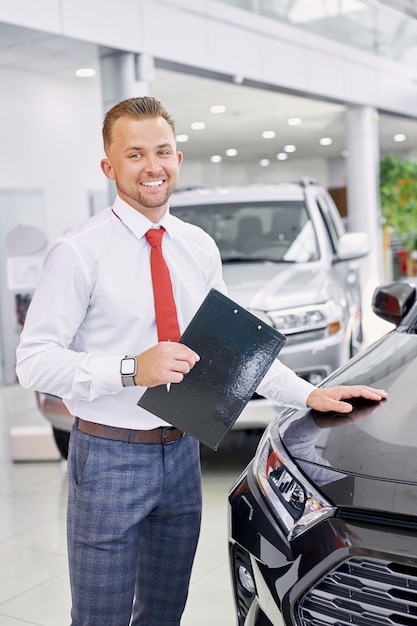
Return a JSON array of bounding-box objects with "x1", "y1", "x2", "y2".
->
[{"x1": 170, "y1": 200, "x2": 320, "y2": 262}]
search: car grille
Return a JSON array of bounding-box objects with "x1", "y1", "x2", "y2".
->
[{"x1": 296, "y1": 556, "x2": 417, "y2": 626}]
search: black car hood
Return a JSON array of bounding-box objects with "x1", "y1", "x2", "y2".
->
[{"x1": 278, "y1": 331, "x2": 417, "y2": 513}]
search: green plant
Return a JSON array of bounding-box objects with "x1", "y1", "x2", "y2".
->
[{"x1": 380, "y1": 153, "x2": 417, "y2": 251}]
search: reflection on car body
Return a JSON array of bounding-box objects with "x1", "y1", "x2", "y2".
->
[{"x1": 228, "y1": 280, "x2": 417, "y2": 626}]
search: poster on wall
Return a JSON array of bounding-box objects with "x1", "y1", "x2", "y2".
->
[{"x1": 6, "y1": 256, "x2": 44, "y2": 292}]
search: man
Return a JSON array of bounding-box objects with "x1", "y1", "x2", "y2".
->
[{"x1": 16, "y1": 96, "x2": 387, "y2": 625}]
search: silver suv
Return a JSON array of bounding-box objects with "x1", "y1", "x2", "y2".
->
[{"x1": 170, "y1": 179, "x2": 369, "y2": 428}]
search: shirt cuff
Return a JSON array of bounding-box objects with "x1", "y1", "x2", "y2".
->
[
  {"x1": 71, "y1": 355, "x2": 124, "y2": 401},
  {"x1": 257, "y1": 358, "x2": 316, "y2": 409}
]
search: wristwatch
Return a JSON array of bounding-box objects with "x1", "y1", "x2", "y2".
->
[{"x1": 120, "y1": 356, "x2": 137, "y2": 387}]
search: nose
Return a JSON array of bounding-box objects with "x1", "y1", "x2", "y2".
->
[{"x1": 144, "y1": 154, "x2": 163, "y2": 173}]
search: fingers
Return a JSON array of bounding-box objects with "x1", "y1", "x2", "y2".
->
[
  {"x1": 333, "y1": 385, "x2": 387, "y2": 402},
  {"x1": 134, "y1": 341, "x2": 200, "y2": 388},
  {"x1": 306, "y1": 385, "x2": 388, "y2": 414},
  {"x1": 162, "y1": 341, "x2": 200, "y2": 373},
  {"x1": 307, "y1": 389, "x2": 351, "y2": 413}
]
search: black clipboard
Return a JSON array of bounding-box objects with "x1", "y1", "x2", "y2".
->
[{"x1": 138, "y1": 289, "x2": 287, "y2": 450}]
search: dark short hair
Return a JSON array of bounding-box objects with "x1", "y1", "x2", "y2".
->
[{"x1": 102, "y1": 96, "x2": 176, "y2": 153}]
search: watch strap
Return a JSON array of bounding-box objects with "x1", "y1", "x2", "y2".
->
[{"x1": 121, "y1": 356, "x2": 137, "y2": 387}]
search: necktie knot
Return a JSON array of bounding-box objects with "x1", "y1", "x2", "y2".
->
[{"x1": 145, "y1": 227, "x2": 165, "y2": 248}]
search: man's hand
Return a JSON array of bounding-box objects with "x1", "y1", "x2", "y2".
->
[
  {"x1": 306, "y1": 385, "x2": 387, "y2": 413},
  {"x1": 133, "y1": 341, "x2": 200, "y2": 388}
]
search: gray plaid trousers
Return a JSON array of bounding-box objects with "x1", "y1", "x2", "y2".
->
[{"x1": 67, "y1": 425, "x2": 202, "y2": 625}]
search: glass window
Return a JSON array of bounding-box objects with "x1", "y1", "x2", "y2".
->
[{"x1": 171, "y1": 201, "x2": 320, "y2": 262}]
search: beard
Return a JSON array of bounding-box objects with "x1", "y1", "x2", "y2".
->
[{"x1": 116, "y1": 178, "x2": 177, "y2": 211}]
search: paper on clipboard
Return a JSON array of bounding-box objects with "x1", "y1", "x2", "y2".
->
[{"x1": 138, "y1": 289, "x2": 287, "y2": 450}]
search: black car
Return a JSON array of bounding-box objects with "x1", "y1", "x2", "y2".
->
[{"x1": 228, "y1": 280, "x2": 417, "y2": 626}]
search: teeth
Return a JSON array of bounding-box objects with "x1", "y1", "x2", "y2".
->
[{"x1": 142, "y1": 180, "x2": 163, "y2": 187}]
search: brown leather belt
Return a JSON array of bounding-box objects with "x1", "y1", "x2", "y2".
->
[{"x1": 76, "y1": 417, "x2": 183, "y2": 444}]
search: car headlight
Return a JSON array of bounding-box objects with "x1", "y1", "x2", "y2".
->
[
  {"x1": 253, "y1": 425, "x2": 335, "y2": 540},
  {"x1": 267, "y1": 302, "x2": 341, "y2": 335}
]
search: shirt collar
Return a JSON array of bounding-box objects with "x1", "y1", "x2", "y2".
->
[{"x1": 112, "y1": 195, "x2": 176, "y2": 239}]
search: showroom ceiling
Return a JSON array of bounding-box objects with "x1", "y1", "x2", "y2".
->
[{"x1": 0, "y1": 21, "x2": 416, "y2": 168}]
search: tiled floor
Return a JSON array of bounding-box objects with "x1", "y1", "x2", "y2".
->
[{"x1": 0, "y1": 298, "x2": 392, "y2": 625}]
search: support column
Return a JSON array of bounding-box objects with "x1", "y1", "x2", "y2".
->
[
  {"x1": 100, "y1": 51, "x2": 155, "y2": 111},
  {"x1": 345, "y1": 106, "x2": 383, "y2": 307}
]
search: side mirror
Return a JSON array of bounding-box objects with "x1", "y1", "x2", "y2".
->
[
  {"x1": 372, "y1": 281, "x2": 416, "y2": 326},
  {"x1": 336, "y1": 232, "x2": 369, "y2": 261}
]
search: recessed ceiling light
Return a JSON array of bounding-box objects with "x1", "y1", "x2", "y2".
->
[
  {"x1": 191, "y1": 122, "x2": 206, "y2": 130},
  {"x1": 76, "y1": 68, "x2": 96, "y2": 78},
  {"x1": 210, "y1": 105, "x2": 226, "y2": 114},
  {"x1": 288, "y1": 117, "x2": 302, "y2": 126},
  {"x1": 262, "y1": 130, "x2": 276, "y2": 139},
  {"x1": 284, "y1": 144, "x2": 296, "y2": 153},
  {"x1": 259, "y1": 159, "x2": 270, "y2": 167},
  {"x1": 176, "y1": 134, "x2": 189, "y2": 143},
  {"x1": 225, "y1": 148, "x2": 238, "y2": 157},
  {"x1": 319, "y1": 137, "x2": 333, "y2": 146},
  {"x1": 210, "y1": 155, "x2": 222, "y2": 163},
  {"x1": 341, "y1": 149, "x2": 349, "y2": 158},
  {"x1": 276, "y1": 153, "x2": 288, "y2": 160},
  {"x1": 393, "y1": 133, "x2": 406, "y2": 142}
]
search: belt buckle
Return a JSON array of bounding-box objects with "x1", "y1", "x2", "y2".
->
[{"x1": 162, "y1": 426, "x2": 174, "y2": 445}]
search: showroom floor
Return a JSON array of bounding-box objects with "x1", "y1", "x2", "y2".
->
[{"x1": 0, "y1": 301, "x2": 392, "y2": 626}]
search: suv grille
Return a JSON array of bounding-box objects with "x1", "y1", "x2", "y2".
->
[{"x1": 296, "y1": 556, "x2": 417, "y2": 626}]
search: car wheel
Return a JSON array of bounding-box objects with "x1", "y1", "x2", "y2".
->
[{"x1": 52, "y1": 427, "x2": 70, "y2": 460}]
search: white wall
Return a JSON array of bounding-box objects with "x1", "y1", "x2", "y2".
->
[{"x1": 0, "y1": 67, "x2": 106, "y2": 243}]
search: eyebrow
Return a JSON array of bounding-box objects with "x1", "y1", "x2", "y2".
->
[{"x1": 125, "y1": 142, "x2": 173, "y2": 152}]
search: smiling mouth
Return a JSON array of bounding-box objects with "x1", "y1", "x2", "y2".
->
[{"x1": 141, "y1": 180, "x2": 164, "y2": 187}]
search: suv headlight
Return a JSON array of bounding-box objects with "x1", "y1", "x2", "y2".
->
[
  {"x1": 267, "y1": 301, "x2": 342, "y2": 335},
  {"x1": 253, "y1": 425, "x2": 335, "y2": 540}
]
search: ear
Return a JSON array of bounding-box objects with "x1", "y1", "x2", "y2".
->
[
  {"x1": 101, "y1": 158, "x2": 115, "y2": 180},
  {"x1": 177, "y1": 151, "x2": 183, "y2": 168}
]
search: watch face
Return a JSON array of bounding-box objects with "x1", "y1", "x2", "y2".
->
[{"x1": 121, "y1": 357, "x2": 136, "y2": 376}]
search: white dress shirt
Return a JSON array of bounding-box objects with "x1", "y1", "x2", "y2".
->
[{"x1": 16, "y1": 195, "x2": 315, "y2": 429}]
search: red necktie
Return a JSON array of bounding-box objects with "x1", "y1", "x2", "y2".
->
[{"x1": 145, "y1": 227, "x2": 181, "y2": 342}]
